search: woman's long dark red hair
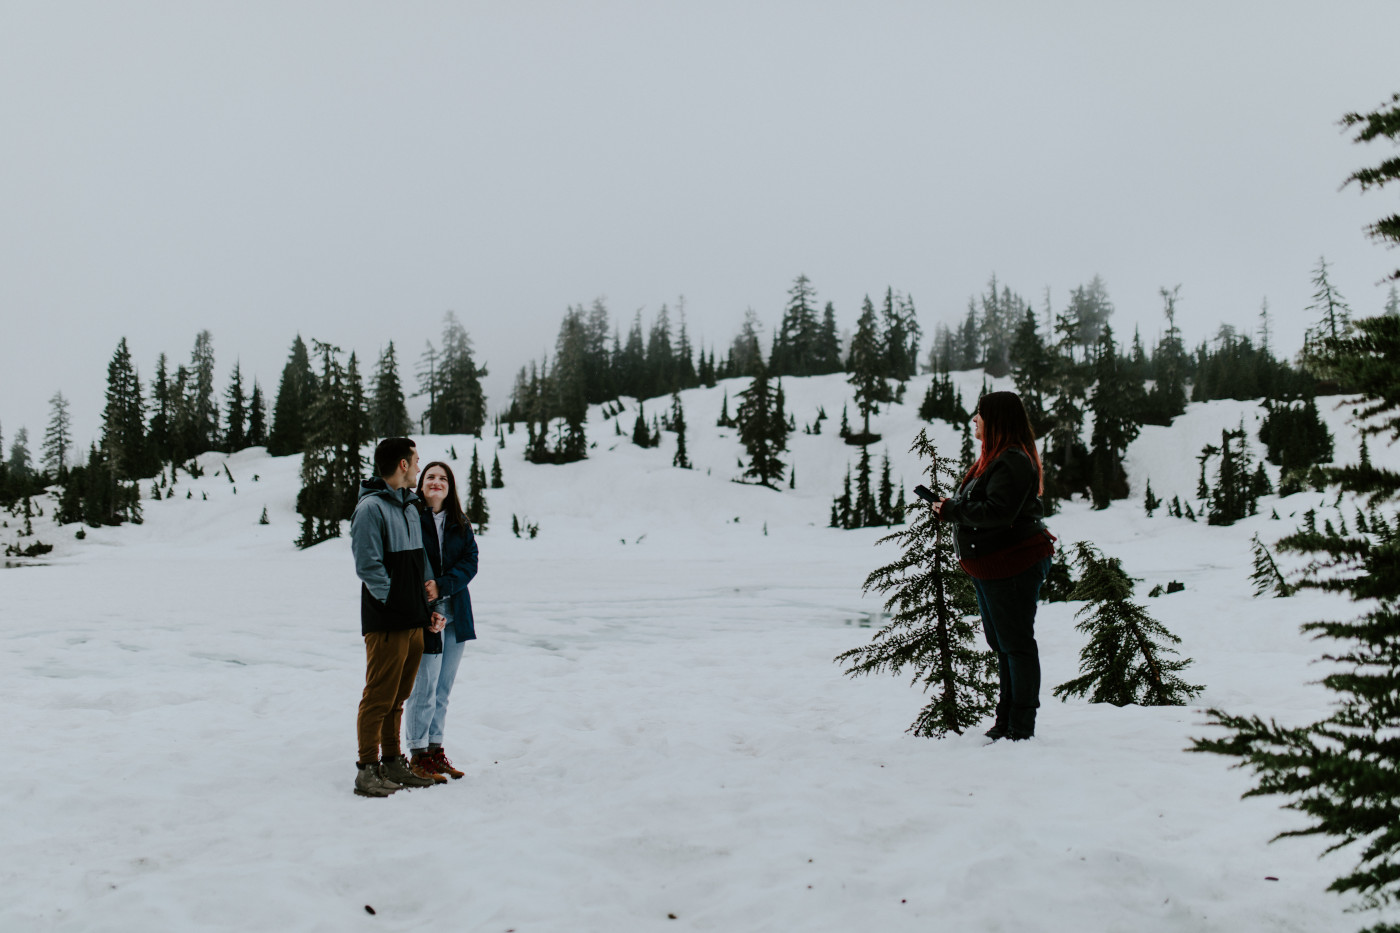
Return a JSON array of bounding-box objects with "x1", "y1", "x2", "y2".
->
[
  {"x1": 966, "y1": 391, "x2": 1044, "y2": 494},
  {"x1": 416, "y1": 461, "x2": 470, "y2": 532}
]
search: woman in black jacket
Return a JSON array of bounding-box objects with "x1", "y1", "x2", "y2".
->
[
  {"x1": 404, "y1": 461, "x2": 479, "y2": 781},
  {"x1": 929, "y1": 392, "x2": 1054, "y2": 741}
]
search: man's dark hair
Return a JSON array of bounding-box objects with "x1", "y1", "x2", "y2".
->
[{"x1": 374, "y1": 437, "x2": 416, "y2": 478}]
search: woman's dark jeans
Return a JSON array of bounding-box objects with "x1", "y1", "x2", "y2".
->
[{"x1": 972, "y1": 556, "x2": 1052, "y2": 737}]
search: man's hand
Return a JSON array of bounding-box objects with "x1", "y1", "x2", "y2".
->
[
  {"x1": 425, "y1": 580, "x2": 439, "y2": 601},
  {"x1": 429, "y1": 612, "x2": 447, "y2": 634}
]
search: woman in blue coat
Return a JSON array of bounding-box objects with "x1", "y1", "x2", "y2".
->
[{"x1": 406, "y1": 460, "x2": 478, "y2": 781}]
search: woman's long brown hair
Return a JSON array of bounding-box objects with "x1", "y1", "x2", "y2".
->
[
  {"x1": 966, "y1": 391, "x2": 1044, "y2": 494},
  {"x1": 416, "y1": 460, "x2": 470, "y2": 532}
]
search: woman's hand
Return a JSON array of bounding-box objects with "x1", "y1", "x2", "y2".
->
[
  {"x1": 429, "y1": 612, "x2": 447, "y2": 634},
  {"x1": 425, "y1": 580, "x2": 439, "y2": 601},
  {"x1": 930, "y1": 498, "x2": 951, "y2": 520}
]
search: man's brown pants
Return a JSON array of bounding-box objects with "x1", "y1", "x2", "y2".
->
[{"x1": 357, "y1": 628, "x2": 424, "y2": 765}]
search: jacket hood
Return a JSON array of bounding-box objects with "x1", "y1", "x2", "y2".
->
[{"x1": 358, "y1": 477, "x2": 420, "y2": 507}]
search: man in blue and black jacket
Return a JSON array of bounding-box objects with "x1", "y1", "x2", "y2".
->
[{"x1": 348, "y1": 437, "x2": 446, "y2": 797}]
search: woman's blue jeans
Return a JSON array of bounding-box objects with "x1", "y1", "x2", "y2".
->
[
  {"x1": 972, "y1": 556, "x2": 1051, "y2": 736},
  {"x1": 405, "y1": 621, "x2": 467, "y2": 750}
]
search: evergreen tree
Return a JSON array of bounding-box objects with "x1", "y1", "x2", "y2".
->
[
  {"x1": 1192, "y1": 308, "x2": 1400, "y2": 929},
  {"x1": 1301, "y1": 256, "x2": 1354, "y2": 363},
  {"x1": 431, "y1": 311, "x2": 489, "y2": 436},
  {"x1": 735, "y1": 363, "x2": 788, "y2": 487},
  {"x1": 1010, "y1": 306, "x2": 1053, "y2": 431},
  {"x1": 1259, "y1": 396, "x2": 1333, "y2": 485},
  {"x1": 1065, "y1": 275, "x2": 1114, "y2": 354},
  {"x1": 267, "y1": 335, "x2": 317, "y2": 456},
  {"x1": 674, "y1": 299, "x2": 698, "y2": 389},
  {"x1": 815, "y1": 302, "x2": 843, "y2": 374},
  {"x1": 882, "y1": 287, "x2": 920, "y2": 382},
  {"x1": 978, "y1": 275, "x2": 1014, "y2": 377},
  {"x1": 878, "y1": 451, "x2": 894, "y2": 523},
  {"x1": 956, "y1": 298, "x2": 981, "y2": 369},
  {"x1": 189, "y1": 330, "x2": 219, "y2": 454},
  {"x1": 414, "y1": 340, "x2": 439, "y2": 431},
  {"x1": 1143, "y1": 286, "x2": 1188, "y2": 424},
  {"x1": 853, "y1": 444, "x2": 876, "y2": 526},
  {"x1": 42, "y1": 391, "x2": 72, "y2": 478},
  {"x1": 830, "y1": 465, "x2": 854, "y2": 528},
  {"x1": 101, "y1": 338, "x2": 149, "y2": 480},
  {"x1": 294, "y1": 342, "x2": 364, "y2": 547},
  {"x1": 551, "y1": 307, "x2": 589, "y2": 462},
  {"x1": 918, "y1": 365, "x2": 967, "y2": 424},
  {"x1": 8, "y1": 427, "x2": 32, "y2": 483},
  {"x1": 1205, "y1": 426, "x2": 1262, "y2": 525},
  {"x1": 728, "y1": 308, "x2": 764, "y2": 378},
  {"x1": 1053, "y1": 542, "x2": 1203, "y2": 706},
  {"x1": 148, "y1": 354, "x2": 174, "y2": 466},
  {"x1": 224, "y1": 361, "x2": 248, "y2": 452},
  {"x1": 491, "y1": 451, "x2": 504, "y2": 488},
  {"x1": 835, "y1": 429, "x2": 994, "y2": 737},
  {"x1": 1249, "y1": 534, "x2": 1292, "y2": 597},
  {"x1": 847, "y1": 295, "x2": 891, "y2": 438},
  {"x1": 370, "y1": 341, "x2": 412, "y2": 439},
  {"x1": 1088, "y1": 326, "x2": 1145, "y2": 508},
  {"x1": 715, "y1": 389, "x2": 735, "y2": 428},
  {"x1": 671, "y1": 390, "x2": 690, "y2": 469},
  {"x1": 632, "y1": 401, "x2": 656, "y2": 448},
  {"x1": 1143, "y1": 478, "x2": 1160, "y2": 517},
  {"x1": 770, "y1": 275, "x2": 821, "y2": 376},
  {"x1": 1041, "y1": 308, "x2": 1092, "y2": 504},
  {"x1": 646, "y1": 303, "x2": 676, "y2": 396},
  {"x1": 247, "y1": 381, "x2": 267, "y2": 447},
  {"x1": 466, "y1": 446, "x2": 489, "y2": 531}
]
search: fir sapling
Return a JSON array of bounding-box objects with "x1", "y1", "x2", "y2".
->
[
  {"x1": 1052, "y1": 541, "x2": 1203, "y2": 707},
  {"x1": 1249, "y1": 534, "x2": 1292, "y2": 597},
  {"x1": 835, "y1": 429, "x2": 996, "y2": 737}
]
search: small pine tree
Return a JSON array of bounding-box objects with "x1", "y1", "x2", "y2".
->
[
  {"x1": 716, "y1": 390, "x2": 736, "y2": 429},
  {"x1": 830, "y1": 466, "x2": 854, "y2": 528},
  {"x1": 835, "y1": 429, "x2": 995, "y2": 737},
  {"x1": 466, "y1": 446, "x2": 489, "y2": 531},
  {"x1": 959, "y1": 421, "x2": 974, "y2": 474},
  {"x1": 1248, "y1": 534, "x2": 1292, "y2": 597},
  {"x1": 671, "y1": 390, "x2": 690, "y2": 469},
  {"x1": 491, "y1": 451, "x2": 504, "y2": 489},
  {"x1": 633, "y1": 402, "x2": 653, "y2": 448},
  {"x1": 259, "y1": 507, "x2": 269, "y2": 525},
  {"x1": 878, "y1": 452, "x2": 894, "y2": 524},
  {"x1": 1052, "y1": 542, "x2": 1204, "y2": 706},
  {"x1": 1144, "y1": 478, "x2": 1161, "y2": 517}
]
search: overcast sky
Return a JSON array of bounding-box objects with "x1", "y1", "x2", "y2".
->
[{"x1": 2, "y1": 2, "x2": 1397, "y2": 453}]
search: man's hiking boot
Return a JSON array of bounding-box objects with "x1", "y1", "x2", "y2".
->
[
  {"x1": 410, "y1": 749, "x2": 449, "y2": 784},
  {"x1": 382, "y1": 754, "x2": 436, "y2": 788},
  {"x1": 428, "y1": 746, "x2": 464, "y2": 780},
  {"x1": 984, "y1": 722, "x2": 1011, "y2": 741},
  {"x1": 354, "y1": 762, "x2": 399, "y2": 797}
]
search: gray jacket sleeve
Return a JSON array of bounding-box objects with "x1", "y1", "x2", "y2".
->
[{"x1": 350, "y1": 503, "x2": 391, "y2": 602}]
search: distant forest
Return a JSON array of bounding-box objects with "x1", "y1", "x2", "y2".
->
[{"x1": 2, "y1": 258, "x2": 1396, "y2": 546}]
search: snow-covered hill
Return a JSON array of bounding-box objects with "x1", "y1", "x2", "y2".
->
[{"x1": 1, "y1": 374, "x2": 1392, "y2": 932}]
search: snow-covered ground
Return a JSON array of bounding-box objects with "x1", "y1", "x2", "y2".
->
[{"x1": 1, "y1": 373, "x2": 1393, "y2": 932}]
